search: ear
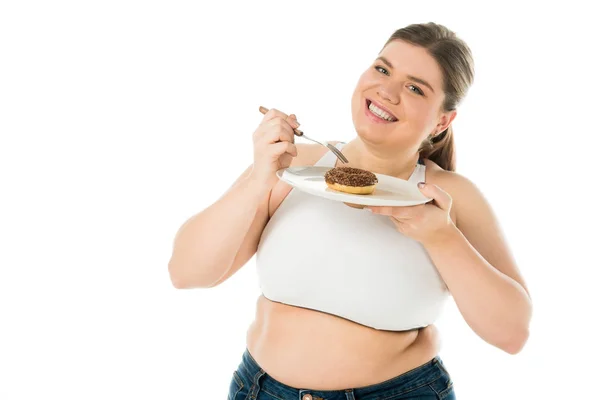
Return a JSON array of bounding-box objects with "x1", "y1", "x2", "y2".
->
[{"x1": 433, "y1": 110, "x2": 457, "y2": 136}]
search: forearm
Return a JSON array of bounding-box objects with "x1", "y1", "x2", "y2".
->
[
  {"x1": 168, "y1": 172, "x2": 269, "y2": 287},
  {"x1": 424, "y1": 226, "x2": 532, "y2": 353}
]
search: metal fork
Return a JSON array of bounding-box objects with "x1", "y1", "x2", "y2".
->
[{"x1": 259, "y1": 106, "x2": 349, "y2": 164}]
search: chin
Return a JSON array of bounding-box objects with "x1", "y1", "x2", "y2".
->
[
  {"x1": 352, "y1": 115, "x2": 395, "y2": 144},
  {"x1": 355, "y1": 126, "x2": 386, "y2": 145},
  {"x1": 351, "y1": 103, "x2": 380, "y2": 143}
]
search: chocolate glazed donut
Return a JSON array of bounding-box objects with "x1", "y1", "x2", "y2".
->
[{"x1": 324, "y1": 167, "x2": 378, "y2": 195}]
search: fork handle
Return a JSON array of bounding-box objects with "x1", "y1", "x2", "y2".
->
[
  {"x1": 258, "y1": 106, "x2": 304, "y2": 136},
  {"x1": 259, "y1": 106, "x2": 347, "y2": 163}
]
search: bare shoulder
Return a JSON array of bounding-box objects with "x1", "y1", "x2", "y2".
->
[
  {"x1": 423, "y1": 159, "x2": 478, "y2": 194},
  {"x1": 423, "y1": 160, "x2": 509, "y2": 260},
  {"x1": 423, "y1": 161, "x2": 529, "y2": 297},
  {"x1": 422, "y1": 159, "x2": 485, "y2": 226}
]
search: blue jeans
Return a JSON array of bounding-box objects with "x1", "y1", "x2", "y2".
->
[{"x1": 228, "y1": 349, "x2": 455, "y2": 399}]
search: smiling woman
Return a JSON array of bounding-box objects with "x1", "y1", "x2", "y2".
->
[
  {"x1": 351, "y1": 29, "x2": 473, "y2": 173},
  {"x1": 169, "y1": 22, "x2": 531, "y2": 399}
]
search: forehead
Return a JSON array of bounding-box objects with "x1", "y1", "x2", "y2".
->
[{"x1": 379, "y1": 40, "x2": 443, "y2": 91}]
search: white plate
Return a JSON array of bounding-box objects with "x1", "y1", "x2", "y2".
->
[{"x1": 276, "y1": 166, "x2": 432, "y2": 207}]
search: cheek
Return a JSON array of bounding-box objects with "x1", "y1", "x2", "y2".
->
[
  {"x1": 353, "y1": 71, "x2": 378, "y2": 96},
  {"x1": 405, "y1": 102, "x2": 437, "y2": 130},
  {"x1": 351, "y1": 75, "x2": 368, "y2": 113},
  {"x1": 350, "y1": 92, "x2": 360, "y2": 121}
]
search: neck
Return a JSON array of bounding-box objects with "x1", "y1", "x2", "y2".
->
[{"x1": 336, "y1": 139, "x2": 420, "y2": 180}]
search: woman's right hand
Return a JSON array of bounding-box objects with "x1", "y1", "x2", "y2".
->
[{"x1": 249, "y1": 108, "x2": 299, "y2": 190}]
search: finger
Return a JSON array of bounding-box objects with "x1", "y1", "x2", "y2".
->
[
  {"x1": 288, "y1": 113, "x2": 301, "y2": 129},
  {"x1": 285, "y1": 142, "x2": 297, "y2": 156},
  {"x1": 262, "y1": 119, "x2": 295, "y2": 144},
  {"x1": 417, "y1": 182, "x2": 452, "y2": 211},
  {"x1": 366, "y1": 206, "x2": 391, "y2": 215},
  {"x1": 392, "y1": 208, "x2": 419, "y2": 220},
  {"x1": 269, "y1": 141, "x2": 297, "y2": 158},
  {"x1": 261, "y1": 108, "x2": 289, "y2": 123},
  {"x1": 389, "y1": 216, "x2": 405, "y2": 224},
  {"x1": 367, "y1": 206, "x2": 416, "y2": 217},
  {"x1": 279, "y1": 153, "x2": 294, "y2": 168},
  {"x1": 368, "y1": 205, "x2": 423, "y2": 220}
]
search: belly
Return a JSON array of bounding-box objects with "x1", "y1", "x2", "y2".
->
[{"x1": 246, "y1": 295, "x2": 440, "y2": 390}]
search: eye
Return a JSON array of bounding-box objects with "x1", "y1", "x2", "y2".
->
[
  {"x1": 408, "y1": 84, "x2": 424, "y2": 96},
  {"x1": 374, "y1": 65, "x2": 390, "y2": 76}
]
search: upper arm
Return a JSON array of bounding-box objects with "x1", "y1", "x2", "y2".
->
[
  {"x1": 203, "y1": 165, "x2": 271, "y2": 287},
  {"x1": 209, "y1": 199, "x2": 270, "y2": 287},
  {"x1": 451, "y1": 175, "x2": 530, "y2": 297},
  {"x1": 210, "y1": 143, "x2": 330, "y2": 287}
]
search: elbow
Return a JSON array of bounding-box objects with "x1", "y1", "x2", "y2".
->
[
  {"x1": 168, "y1": 259, "x2": 217, "y2": 289},
  {"x1": 170, "y1": 273, "x2": 192, "y2": 289},
  {"x1": 168, "y1": 263, "x2": 191, "y2": 289},
  {"x1": 497, "y1": 299, "x2": 533, "y2": 355},
  {"x1": 497, "y1": 326, "x2": 530, "y2": 355},
  {"x1": 168, "y1": 259, "x2": 198, "y2": 289}
]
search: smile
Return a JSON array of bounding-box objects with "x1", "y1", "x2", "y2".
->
[{"x1": 365, "y1": 99, "x2": 398, "y2": 123}]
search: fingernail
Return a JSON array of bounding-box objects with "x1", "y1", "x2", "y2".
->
[{"x1": 418, "y1": 182, "x2": 426, "y2": 188}]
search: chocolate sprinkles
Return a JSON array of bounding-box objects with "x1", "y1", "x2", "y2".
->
[{"x1": 324, "y1": 167, "x2": 378, "y2": 187}]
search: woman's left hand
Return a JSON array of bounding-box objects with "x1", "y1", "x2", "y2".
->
[{"x1": 366, "y1": 182, "x2": 456, "y2": 246}]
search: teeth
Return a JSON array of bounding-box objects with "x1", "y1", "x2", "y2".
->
[{"x1": 368, "y1": 102, "x2": 396, "y2": 121}]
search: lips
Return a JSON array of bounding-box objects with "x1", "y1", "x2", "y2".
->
[{"x1": 365, "y1": 99, "x2": 398, "y2": 122}]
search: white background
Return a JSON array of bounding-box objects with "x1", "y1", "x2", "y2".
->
[{"x1": 1, "y1": 1, "x2": 599, "y2": 399}]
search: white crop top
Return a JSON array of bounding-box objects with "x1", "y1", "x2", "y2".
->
[{"x1": 256, "y1": 143, "x2": 449, "y2": 331}]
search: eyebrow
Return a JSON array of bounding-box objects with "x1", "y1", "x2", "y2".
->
[{"x1": 375, "y1": 56, "x2": 435, "y2": 93}]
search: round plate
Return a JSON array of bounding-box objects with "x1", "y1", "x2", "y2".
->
[{"x1": 276, "y1": 166, "x2": 432, "y2": 207}]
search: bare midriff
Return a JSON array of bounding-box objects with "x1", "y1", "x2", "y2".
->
[{"x1": 246, "y1": 295, "x2": 440, "y2": 390}]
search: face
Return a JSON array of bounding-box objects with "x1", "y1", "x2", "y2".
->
[{"x1": 351, "y1": 40, "x2": 455, "y2": 151}]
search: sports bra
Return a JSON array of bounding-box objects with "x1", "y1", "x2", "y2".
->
[{"x1": 255, "y1": 143, "x2": 449, "y2": 331}]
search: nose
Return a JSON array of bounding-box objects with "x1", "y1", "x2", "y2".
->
[{"x1": 377, "y1": 82, "x2": 401, "y2": 105}]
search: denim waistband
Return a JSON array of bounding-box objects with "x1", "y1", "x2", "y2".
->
[{"x1": 237, "y1": 349, "x2": 446, "y2": 400}]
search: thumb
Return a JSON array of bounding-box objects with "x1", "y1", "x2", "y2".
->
[
  {"x1": 288, "y1": 114, "x2": 300, "y2": 129},
  {"x1": 417, "y1": 182, "x2": 452, "y2": 211}
]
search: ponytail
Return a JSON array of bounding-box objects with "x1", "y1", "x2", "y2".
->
[
  {"x1": 384, "y1": 23, "x2": 474, "y2": 172},
  {"x1": 419, "y1": 125, "x2": 456, "y2": 172}
]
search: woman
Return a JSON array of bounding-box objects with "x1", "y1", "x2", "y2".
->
[{"x1": 169, "y1": 22, "x2": 532, "y2": 399}]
